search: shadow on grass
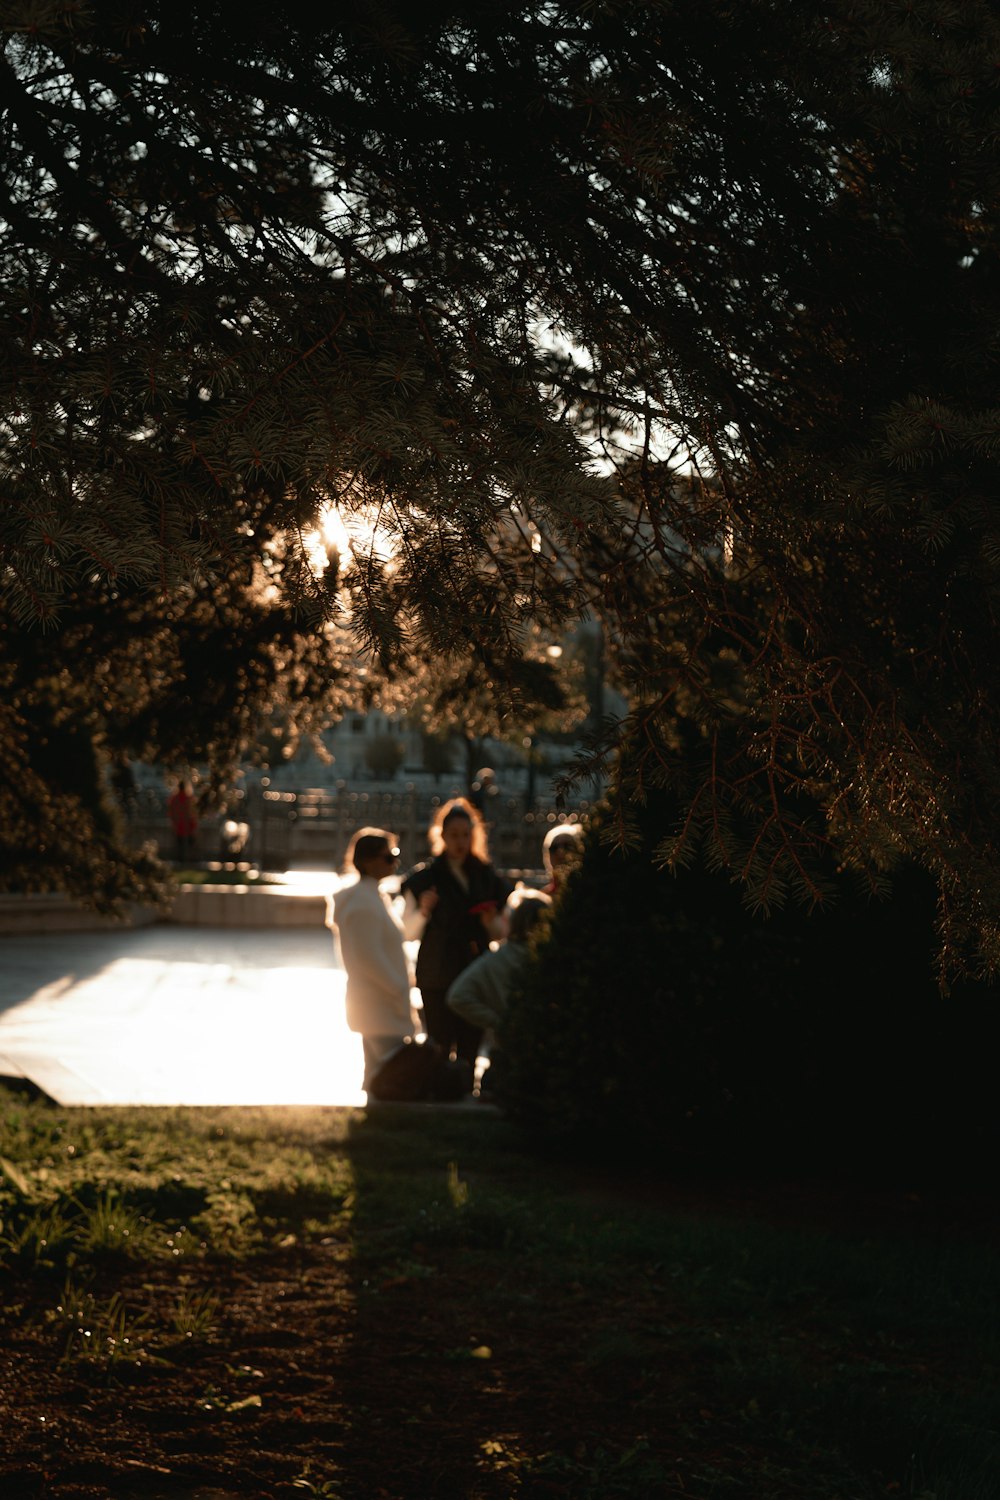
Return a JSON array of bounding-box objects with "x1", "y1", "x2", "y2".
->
[
  {"x1": 335, "y1": 1104, "x2": 1000, "y2": 1499},
  {"x1": 0, "y1": 1091, "x2": 997, "y2": 1498}
]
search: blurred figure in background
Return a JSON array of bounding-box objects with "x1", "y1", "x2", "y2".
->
[
  {"x1": 109, "y1": 754, "x2": 138, "y2": 821},
  {"x1": 541, "y1": 821, "x2": 584, "y2": 895},
  {"x1": 167, "y1": 779, "x2": 198, "y2": 862},
  {"x1": 468, "y1": 766, "x2": 497, "y2": 817}
]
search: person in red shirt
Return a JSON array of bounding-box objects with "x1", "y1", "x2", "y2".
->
[{"x1": 167, "y1": 780, "x2": 199, "y2": 862}]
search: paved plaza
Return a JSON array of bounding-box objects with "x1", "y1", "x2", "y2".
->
[{"x1": 0, "y1": 922, "x2": 366, "y2": 1107}]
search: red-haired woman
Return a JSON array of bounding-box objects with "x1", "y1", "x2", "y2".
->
[{"x1": 402, "y1": 797, "x2": 512, "y2": 1081}]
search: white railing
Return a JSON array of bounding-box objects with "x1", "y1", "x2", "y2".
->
[{"x1": 125, "y1": 785, "x2": 593, "y2": 873}]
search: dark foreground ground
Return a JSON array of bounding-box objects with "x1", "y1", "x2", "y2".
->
[{"x1": 1, "y1": 1094, "x2": 997, "y2": 1499}]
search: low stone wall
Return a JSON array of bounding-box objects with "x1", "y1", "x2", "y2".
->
[
  {"x1": 0, "y1": 888, "x2": 326, "y2": 933},
  {"x1": 0, "y1": 873, "x2": 546, "y2": 934},
  {"x1": 0, "y1": 894, "x2": 157, "y2": 935},
  {"x1": 162, "y1": 885, "x2": 328, "y2": 928}
]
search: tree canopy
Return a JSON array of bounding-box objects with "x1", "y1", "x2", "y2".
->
[{"x1": 4, "y1": 1, "x2": 1000, "y2": 970}]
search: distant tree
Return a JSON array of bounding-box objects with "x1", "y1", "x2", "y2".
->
[
  {"x1": 364, "y1": 732, "x2": 406, "y2": 781},
  {"x1": 379, "y1": 621, "x2": 589, "y2": 794},
  {"x1": 420, "y1": 730, "x2": 455, "y2": 783}
]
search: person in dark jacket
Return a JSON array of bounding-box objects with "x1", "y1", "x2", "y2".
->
[{"x1": 401, "y1": 797, "x2": 512, "y2": 1078}]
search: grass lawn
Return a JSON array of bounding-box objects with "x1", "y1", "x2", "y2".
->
[{"x1": 0, "y1": 1086, "x2": 996, "y2": 1498}]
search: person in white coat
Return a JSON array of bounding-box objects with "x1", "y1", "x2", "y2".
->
[{"x1": 330, "y1": 827, "x2": 415, "y2": 1093}]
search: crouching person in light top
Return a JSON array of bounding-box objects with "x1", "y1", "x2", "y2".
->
[
  {"x1": 330, "y1": 827, "x2": 415, "y2": 1094},
  {"x1": 445, "y1": 888, "x2": 551, "y2": 1094}
]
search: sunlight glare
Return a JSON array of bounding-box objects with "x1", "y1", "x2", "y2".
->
[
  {"x1": 320, "y1": 504, "x2": 353, "y2": 557},
  {"x1": 304, "y1": 502, "x2": 394, "y2": 580},
  {"x1": 0, "y1": 954, "x2": 365, "y2": 1106}
]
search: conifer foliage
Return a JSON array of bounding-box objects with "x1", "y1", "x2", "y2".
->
[{"x1": 3, "y1": 3, "x2": 1000, "y2": 960}]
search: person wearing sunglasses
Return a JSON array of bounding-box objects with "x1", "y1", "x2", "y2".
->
[{"x1": 330, "y1": 826, "x2": 415, "y2": 1093}]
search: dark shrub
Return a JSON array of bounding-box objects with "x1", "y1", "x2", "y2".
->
[{"x1": 501, "y1": 795, "x2": 998, "y2": 1180}]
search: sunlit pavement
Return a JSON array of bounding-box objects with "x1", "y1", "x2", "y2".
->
[{"x1": 0, "y1": 922, "x2": 368, "y2": 1108}]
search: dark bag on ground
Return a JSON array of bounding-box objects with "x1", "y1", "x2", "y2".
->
[{"x1": 368, "y1": 1037, "x2": 471, "y2": 1103}]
